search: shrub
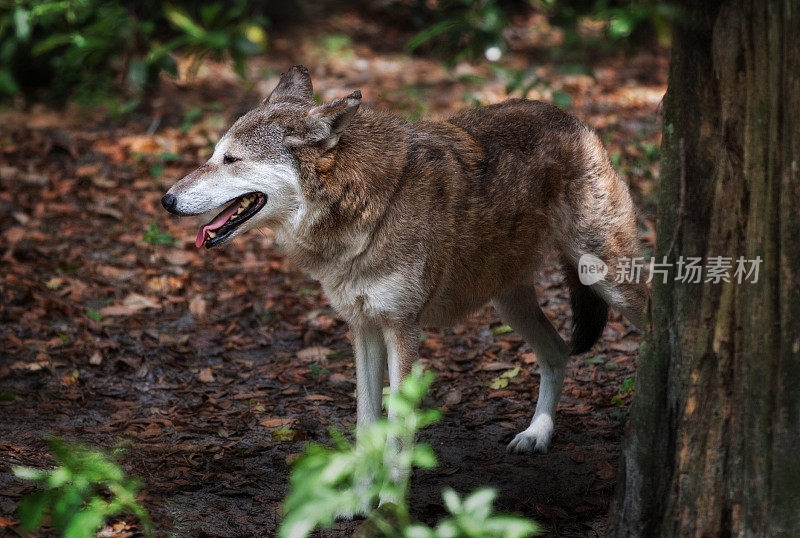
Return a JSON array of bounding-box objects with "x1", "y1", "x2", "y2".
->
[
  {"x1": 0, "y1": 0, "x2": 267, "y2": 103},
  {"x1": 13, "y1": 438, "x2": 153, "y2": 537},
  {"x1": 280, "y1": 365, "x2": 539, "y2": 538}
]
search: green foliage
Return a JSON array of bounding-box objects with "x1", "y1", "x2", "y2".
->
[
  {"x1": 406, "y1": 1, "x2": 678, "y2": 65},
  {"x1": 13, "y1": 438, "x2": 153, "y2": 537},
  {"x1": 406, "y1": 488, "x2": 538, "y2": 538},
  {"x1": 492, "y1": 324, "x2": 513, "y2": 336},
  {"x1": 315, "y1": 33, "x2": 353, "y2": 59},
  {"x1": 280, "y1": 365, "x2": 539, "y2": 538},
  {"x1": 541, "y1": 1, "x2": 678, "y2": 46},
  {"x1": 141, "y1": 223, "x2": 176, "y2": 246},
  {"x1": 162, "y1": 1, "x2": 267, "y2": 79},
  {"x1": 620, "y1": 376, "x2": 635, "y2": 394},
  {"x1": 406, "y1": 0, "x2": 509, "y2": 64},
  {"x1": 491, "y1": 64, "x2": 577, "y2": 107},
  {"x1": 0, "y1": 0, "x2": 267, "y2": 103}
]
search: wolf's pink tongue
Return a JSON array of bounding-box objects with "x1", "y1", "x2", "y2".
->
[{"x1": 195, "y1": 202, "x2": 241, "y2": 248}]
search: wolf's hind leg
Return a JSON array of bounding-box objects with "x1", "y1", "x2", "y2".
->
[{"x1": 492, "y1": 283, "x2": 570, "y2": 454}]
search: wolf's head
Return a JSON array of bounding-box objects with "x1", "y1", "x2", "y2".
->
[{"x1": 162, "y1": 66, "x2": 361, "y2": 248}]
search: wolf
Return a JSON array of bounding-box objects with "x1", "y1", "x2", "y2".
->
[{"x1": 162, "y1": 65, "x2": 647, "y2": 456}]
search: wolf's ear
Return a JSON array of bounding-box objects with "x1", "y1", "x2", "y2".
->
[
  {"x1": 266, "y1": 65, "x2": 313, "y2": 104},
  {"x1": 286, "y1": 90, "x2": 362, "y2": 150}
]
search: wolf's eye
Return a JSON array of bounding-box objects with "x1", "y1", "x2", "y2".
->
[{"x1": 223, "y1": 154, "x2": 240, "y2": 165}]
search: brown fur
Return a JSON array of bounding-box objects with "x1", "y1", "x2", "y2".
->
[
  {"x1": 164, "y1": 66, "x2": 648, "y2": 458},
  {"x1": 277, "y1": 98, "x2": 646, "y2": 332}
]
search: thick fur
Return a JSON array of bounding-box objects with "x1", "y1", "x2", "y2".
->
[{"x1": 164, "y1": 66, "x2": 648, "y2": 462}]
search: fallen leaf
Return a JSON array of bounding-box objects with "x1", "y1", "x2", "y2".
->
[
  {"x1": 75, "y1": 163, "x2": 101, "y2": 178},
  {"x1": 45, "y1": 277, "x2": 64, "y2": 290},
  {"x1": 10, "y1": 361, "x2": 45, "y2": 371},
  {"x1": 123, "y1": 293, "x2": 160, "y2": 310},
  {"x1": 297, "y1": 346, "x2": 332, "y2": 362},
  {"x1": 189, "y1": 295, "x2": 207, "y2": 318},
  {"x1": 100, "y1": 293, "x2": 160, "y2": 316},
  {"x1": 158, "y1": 333, "x2": 190, "y2": 346},
  {"x1": 488, "y1": 376, "x2": 509, "y2": 389},
  {"x1": 271, "y1": 428, "x2": 296, "y2": 441},
  {"x1": 260, "y1": 417, "x2": 293, "y2": 428},
  {"x1": 198, "y1": 368, "x2": 215, "y2": 383},
  {"x1": 305, "y1": 394, "x2": 334, "y2": 401},
  {"x1": 4, "y1": 226, "x2": 24, "y2": 244},
  {"x1": 596, "y1": 460, "x2": 616, "y2": 480},
  {"x1": 487, "y1": 389, "x2": 515, "y2": 398},
  {"x1": 164, "y1": 250, "x2": 191, "y2": 266},
  {"x1": 570, "y1": 450, "x2": 586, "y2": 463},
  {"x1": 89, "y1": 351, "x2": 103, "y2": 365},
  {"x1": 481, "y1": 361, "x2": 515, "y2": 371},
  {"x1": 443, "y1": 389, "x2": 462, "y2": 406}
]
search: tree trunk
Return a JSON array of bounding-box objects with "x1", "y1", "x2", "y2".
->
[{"x1": 612, "y1": 1, "x2": 800, "y2": 536}]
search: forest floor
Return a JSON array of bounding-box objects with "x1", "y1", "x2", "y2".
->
[{"x1": 0, "y1": 11, "x2": 666, "y2": 537}]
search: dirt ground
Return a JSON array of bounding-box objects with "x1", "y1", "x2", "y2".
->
[{"x1": 0, "y1": 12, "x2": 665, "y2": 537}]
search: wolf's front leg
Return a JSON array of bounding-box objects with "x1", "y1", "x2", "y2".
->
[
  {"x1": 381, "y1": 322, "x2": 420, "y2": 504},
  {"x1": 353, "y1": 323, "x2": 387, "y2": 432},
  {"x1": 335, "y1": 323, "x2": 387, "y2": 521}
]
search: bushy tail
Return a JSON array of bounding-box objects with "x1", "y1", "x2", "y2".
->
[{"x1": 563, "y1": 260, "x2": 609, "y2": 355}]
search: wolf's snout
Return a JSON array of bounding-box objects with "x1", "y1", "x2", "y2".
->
[{"x1": 161, "y1": 193, "x2": 179, "y2": 213}]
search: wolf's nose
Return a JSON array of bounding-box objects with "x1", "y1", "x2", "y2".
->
[{"x1": 161, "y1": 194, "x2": 178, "y2": 213}]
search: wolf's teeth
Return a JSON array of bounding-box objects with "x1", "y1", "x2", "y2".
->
[{"x1": 207, "y1": 231, "x2": 216, "y2": 238}]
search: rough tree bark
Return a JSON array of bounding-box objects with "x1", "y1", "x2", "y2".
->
[{"x1": 612, "y1": 0, "x2": 800, "y2": 536}]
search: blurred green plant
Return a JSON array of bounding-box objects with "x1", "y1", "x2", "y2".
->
[
  {"x1": 141, "y1": 223, "x2": 176, "y2": 246},
  {"x1": 0, "y1": 0, "x2": 267, "y2": 103},
  {"x1": 162, "y1": 1, "x2": 267, "y2": 78},
  {"x1": 406, "y1": 0, "x2": 678, "y2": 65},
  {"x1": 539, "y1": 0, "x2": 678, "y2": 47},
  {"x1": 491, "y1": 64, "x2": 574, "y2": 107},
  {"x1": 13, "y1": 438, "x2": 153, "y2": 537},
  {"x1": 406, "y1": 0, "x2": 509, "y2": 64},
  {"x1": 280, "y1": 365, "x2": 539, "y2": 538}
]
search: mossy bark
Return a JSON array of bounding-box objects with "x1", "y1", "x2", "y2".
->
[{"x1": 612, "y1": 0, "x2": 800, "y2": 535}]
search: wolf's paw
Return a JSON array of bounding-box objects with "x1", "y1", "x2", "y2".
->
[{"x1": 507, "y1": 415, "x2": 553, "y2": 454}]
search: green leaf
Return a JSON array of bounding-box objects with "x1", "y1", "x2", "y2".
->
[
  {"x1": 16, "y1": 491, "x2": 49, "y2": 531},
  {"x1": 411, "y1": 443, "x2": 438, "y2": 469},
  {"x1": 13, "y1": 8, "x2": 31, "y2": 41},
  {"x1": 0, "y1": 68, "x2": 20, "y2": 96},
  {"x1": 164, "y1": 5, "x2": 205, "y2": 39},
  {"x1": 406, "y1": 20, "x2": 456, "y2": 52},
  {"x1": 492, "y1": 324, "x2": 513, "y2": 336},
  {"x1": 141, "y1": 223, "x2": 176, "y2": 246},
  {"x1": 31, "y1": 34, "x2": 74, "y2": 56},
  {"x1": 442, "y1": 488, "x2": 461, "y2": 514},
  {"x1": 501, "y1": 365, "x2": 521, "y2": 379},
  {"x1": 87, "y1": 309, "x2": 102, "y2": 322},
  {"x1": 620, "y1": 376, "x2": 636, "y2": 394},
  {"x1": 462, "y1": 487, "x2": 496, "y2": 517},
  {"x1": 272, "y1": 428, "x2": 296, "y2": 441},
  {"x1": 64, "y1": 503, "x2": 107, "y2": 538},
  {"x1": 552, "y1": 91, "x2": 572, "y2": 108}
]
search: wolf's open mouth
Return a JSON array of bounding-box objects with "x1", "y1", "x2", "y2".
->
[{"x1": 195, "y1": 192, "x2": 267, "y2": 249}]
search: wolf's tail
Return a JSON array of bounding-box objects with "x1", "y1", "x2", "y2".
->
[{"x1": 562, "y1": 260, "x2": 609, "y2": 355}]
